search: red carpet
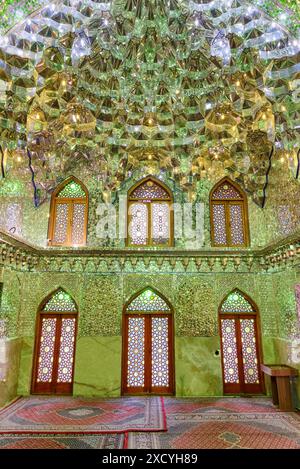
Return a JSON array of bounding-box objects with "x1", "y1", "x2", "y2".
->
[
  {"x1": 0, "y1": 432, "x2": 124, "y2": 449},
  {"x1": 2, "y1": 397, "x2": 300, "y2": 449},
  {"x1": 164, "y1": 396, "x2": 279, "y2": 414},
  {"x1": 0, "y1": 396, "x2": 166, "y2": 434},
  {"x1": 126, "y1": 397, "x2": 300, "y2": 449}
]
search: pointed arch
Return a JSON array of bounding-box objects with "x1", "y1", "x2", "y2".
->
[
  {"x1": 125, "y1": 286, "x2": 172, "y2": 313},
  {"x1": 38, "y1": 287, "x2": 78, "y2": 313},
  {"x1": 31, "y1": 288, "x2": 78, "y2": 395},
  {"x1": 128, "y1": 176, "x2": 173, "y2": 201},
  {"x1": 218, "y1": 288, "x2": 264, "y2": 395},
  {"x1": 210, "y1": 177, "x2": 250, "y2": 247},
  {"x1": 127, "y1": 176, "x2": 174, "y2": 247},
  {"x1": 122, "y1": 286, "x2": 174, "y2": 395},
  {"x1": 48, "y1": 176, "x2": 88, "y2": 247},
  {"x1": 219, "y1": 288, "x2": 257, "y2": 314}
]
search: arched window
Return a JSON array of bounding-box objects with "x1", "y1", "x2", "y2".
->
[
  {"x1": 210, "y1": 177, "x2": 249, "y2": 247},
  {"x1": 32, "y1": 289, "x2": 78, "y2": 394},
  {"x1": 48, "y1": 177, "x2": 88, "y2": 247},
  {"x1": 122, "y1": 288, "x2": 174, "y2": 395},
  {"x1": 219, "y1": 289, "x2": 263, "y2": 394},
  {"x1": 127, "y1": 177, "x2": 173, "y2": 247}
]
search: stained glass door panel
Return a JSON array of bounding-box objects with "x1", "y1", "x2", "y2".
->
[
  {"x1": 32, "y1": 314, "x2": 77, "y2": 394},
  {"x1": 220, "y1": 314, "x2": 262, "y2": 394},
  {"x1": 220, "y1": 318, "x2": 240, "y2": 393},
  {"x1": 123, "y1": 314, "x2": 173, "y2": 395},
  {"x1": 71, "y1": 203, "x2": 86, "y2": 245},
  {"x1": 53, "y1": 203, "x2": 70, "y2": 244},
  {"x1": 229, "y1": 203, "x2": 245, "y2": 246},
  {"x1": 212, "y1": 203, "x2": 227, "y2": 245},
  {"x1": 239, "y1": 317, "x2": 260, "y2": 391},
  {"x1": 151, "y1": 316, "x2": 170, "y2": 391},
  {"x1": 128, "y1": 203, "x2": 148, "y2": 246},
  {"x1": 56, "y1": 317, "x2": 76, "y2": 393},
  {"x1": 151, "y1": 203, "x2": 170, "y2": 245},
  {"x1": 126, "y1": 316, "x2": 146, "y2": 392},
  {"x1": 35, "y1": 315, "x2": 57, "y2": 393}
]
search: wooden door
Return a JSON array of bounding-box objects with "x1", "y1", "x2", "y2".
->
[
  {"x1": 32, "y1": 313, "x2": 77, "y2": 394},
  {"x1": 122, "y1": 313, "x2": 174, "y2": 395},
  {"x1": 220, "y1": 314, "x2": 263, "y2": 394}
]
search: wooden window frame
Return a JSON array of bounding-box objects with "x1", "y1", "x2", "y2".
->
[
  {"x1": 127, "y1": 176, "x2": 174, "y2": 247},
  {"x1": 121, "y1": 288, "x2": 175, "y2": 396},
  {"x1": 31, "y1": 290, "x2": 78, "y2": 395},
  {"x1": 210, "y1": 177, "x2": 250, "y2": 248},
  {"x1": 48, "y1": 176, "x2": 89, "y2": 247},
  {"x1": 218, "y1": 290, "x2": 265, "y2": 395}
]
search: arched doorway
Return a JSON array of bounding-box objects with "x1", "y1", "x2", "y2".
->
[
  {"x1": 31, "y1": 289, "x2": 78, "y2": 395},
  {"x1": 122, "y1": 288, "x2": 175, "y2": 395},
  {"x1": 219, "y1": 289, "x2": 264, "y2": 394}
]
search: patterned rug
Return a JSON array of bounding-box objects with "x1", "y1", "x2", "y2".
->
[
  {"x1": 126, "y1": 397, "x2": 300, "y2": 449},
  {"x1": 163, "y1": 397, "x2": 279, "y2": 415},
  {"x1": 0, "y1": 433, "x2": 124, "y2": 449},
  {"x1": 0, "y1": 396, "x2": 166, "y2": 434}
]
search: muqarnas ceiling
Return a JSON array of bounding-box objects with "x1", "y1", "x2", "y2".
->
[{"x1": 0, "y1": 0, "x2": 299, "y2": 206}]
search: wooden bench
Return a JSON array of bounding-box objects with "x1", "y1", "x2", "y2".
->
[{"x1": 261, "y1": 364, "x2": 298, "y2": 411}]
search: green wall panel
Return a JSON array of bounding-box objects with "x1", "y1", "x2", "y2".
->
[{"x1": 0, "y1": 261, "x2": 298, "y2": 404}]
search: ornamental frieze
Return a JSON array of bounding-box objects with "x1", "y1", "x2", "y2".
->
[{"x1": 0, "y1": 230, "x2": 299, "y2": 274}]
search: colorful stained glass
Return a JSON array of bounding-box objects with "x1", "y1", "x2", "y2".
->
[
  {"x1": 151, "y1": 317, "x2": 169, "y2": 387},
  {"x1": 152, "y1": 203, "x2": 170, "y2": 245},
  {"x1": 57, "y1": 318, "x2": 76, "y2": 383},
  {"x1": 211, "y1": 179, "x2": 248, "y2": 248},
  {"x1": 212, "y1": 181, "x2": 242, "y2": 200},
  {"x1": 130, "y1": 180, "x2": 170, "y2": 200},
  {"x1": 221, "y1": 290, "x2": 254, "y2": 313},
  {"x1": 128, "y1": 203, "x2": 148, "y2": 245},
  {"x1": 57, "y1": 181, "x2": 86, "y2": 198},
  {"x1": 295, "y1": 285, "x2": 300, "y2": 322},
  {"x1": 221, "y1": 318, "x2": 239, "y2": 384},
  {"x1": 240, "y1": 318, "x2": 260, "y2": 385},
  {"x1": 127, "y1": 289, "x2": 170, "y2": 312},
  {"x1": 128, "y1": 179, "x2": 172, "y2": 246},
  {"x1": 127, "y1": 317, "x2": 145, "y2": 387},
  {"x1": 229, "y1": 204, "x2": 245, "y2": 245},
  {"x1": 53, "y1": 203, "x2": 69, "y2": 244},
  {"x1": 37, "y1": 317, "x2": 57, "y2": 383},
  {"x1": 51, "y1": 179, "x2": 87, "y2": 247},
  {"x1": 43, "y1": 290, "x2": 77, "y2": 313},
  {"x1": 212, "y1": 204, "x2": 227, "y2": 245},
  {"x1": 71, "y1": 203, "x2": 86, "y2": 245}
]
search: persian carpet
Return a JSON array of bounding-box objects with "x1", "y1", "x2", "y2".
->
[
  {"x1": 0, "y1": 396, "x2": 166, "y2": 434},
  {"x1": 163, "y1": 397, "x2": 279, "y2": 415},
  {"x1": 126, "y1": 397, "x2": 300, "y2": 449},
  {"x1": 0, "y1": 432, "x2": 124, "y2": 449}
]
